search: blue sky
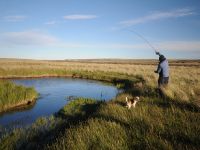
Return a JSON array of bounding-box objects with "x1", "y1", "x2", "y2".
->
[{"x1": 0, "y1": 0, "x2": 200, "y2": 59}]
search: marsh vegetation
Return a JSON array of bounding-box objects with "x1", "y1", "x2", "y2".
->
[
  {"x1": 0, "y1": 59, "x2": 199, "y2": 149},
  {"x1": 0, "y1": 80, "x2": 37, "y2": 113}
]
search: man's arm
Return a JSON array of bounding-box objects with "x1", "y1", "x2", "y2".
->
[{"x1": 154, "y1": 64, "x2": 161, "y2": 73}]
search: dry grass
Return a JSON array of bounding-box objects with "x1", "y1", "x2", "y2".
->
[
  {"x1": 0, "y1": 59, "x2": 199, "y2": 103},
  {"x1": 0, "y1": 59, "x2": 199, "y2": 150}
]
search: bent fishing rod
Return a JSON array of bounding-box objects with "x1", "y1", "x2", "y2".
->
[{"x1": 125, "y1": 29, "x2": 160, "y2": 55}]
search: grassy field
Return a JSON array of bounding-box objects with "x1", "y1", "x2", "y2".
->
[
  {"x1": 0, "y1": 80, "x2": 38, "y2": 113},
  {"x1": 1, "y1": 92, "x2": 199, "y2": 149},
  {"x1": 0, "y1": 58, "x2": 199, "y2": 103},
  {"x1": 0, "y1": 58, "x2": 200, "y2": 150}
]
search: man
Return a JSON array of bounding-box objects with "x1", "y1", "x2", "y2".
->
[{"x1": 154, "y1": 51, "x2": 169, "y2": 97}]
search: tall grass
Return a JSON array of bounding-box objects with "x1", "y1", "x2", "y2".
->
[
  {"x1": 47, "y1": 97, "x2": 200, "y2": 150},
  {"x1": 0, "y1": 59, "x2": 199, "y2": 103},
  {"x1": 0, "y1": 80, "x2": 38, "y2": 112},
  {"x1": 0, "y1": 59, "x2": 199, "y2": 149},
  {"x1": 1, "y1": 95, "x2": 199, "y2": 150}
]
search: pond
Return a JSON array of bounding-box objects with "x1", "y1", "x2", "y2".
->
[{"x1": 0, "y1": 78, "x2": 119, "y2": 128}]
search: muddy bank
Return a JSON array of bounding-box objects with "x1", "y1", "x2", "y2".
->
[{"x1": 0, "y1": 98, "x2": 37, "y2": 114}]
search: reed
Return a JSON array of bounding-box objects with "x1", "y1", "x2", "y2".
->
[{"x1": 0, "y1": 80, "x2": 38, "y2": 113}]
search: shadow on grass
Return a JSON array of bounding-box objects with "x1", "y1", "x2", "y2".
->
[
  {"x1": 144, "y1": 95, "x2": 200, "y2": 113},
  {"x1": 114, "y1": 101, "x2": 127, "y2": 107},
  {"x1": 16, "y1": 101, "x2": 105, "y2": 150},
  {"x1": 113, "y1": 75, "x2": 158, "y2": 98},
  {"x1": 166, "y1": 99, "x2": 199, "y2": 112},
  {"x1": 56, "y1": 101, "x2": 104, "y2": 121}
]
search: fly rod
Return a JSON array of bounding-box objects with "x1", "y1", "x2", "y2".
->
[{"x1": 125, "y1": 29, "x2": 160, "y2": 55}]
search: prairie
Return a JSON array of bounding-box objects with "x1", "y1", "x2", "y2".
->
[
  {"x1": 0, "y1": 58, "x2": 199, "y2": 150},
  {"x1": 0, "y1": 58, "x2": 199, "y2": 103}
]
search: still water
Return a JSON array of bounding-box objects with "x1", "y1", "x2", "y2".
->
[{"x1": 0, "y1": 78, "x2": 119, "y2": 127}]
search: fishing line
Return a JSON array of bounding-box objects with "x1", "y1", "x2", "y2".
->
[{"x1": 124, "y1": 29, "x2": 159, "y2": 53}]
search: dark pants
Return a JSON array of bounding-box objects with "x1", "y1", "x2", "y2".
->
[
  {"x1": 158, "y1": 76, "x2": 169, "y2": 87},
  {"x1": 158, "y1": 76, "x2": 169, "y2": 98}
]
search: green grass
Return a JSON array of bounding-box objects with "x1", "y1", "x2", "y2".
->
[
  {"x1": 45, "y1": 96, "x2": 199, "y2": 150},
  {"x1": 0, "y1": 80, "x2": 38, "y2": 113},
  {"x1": 0, "y1": 79, "x2": 199, "y2": 150},
  {"x1": 0, "y1": 59, "x2": 199, "y2": 149}
]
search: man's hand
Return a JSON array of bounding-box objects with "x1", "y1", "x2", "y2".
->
[{"x1": 155, "y1": 51, "x2": 160, "y2": 55}]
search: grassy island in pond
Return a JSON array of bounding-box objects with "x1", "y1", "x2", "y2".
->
[{"x1": 0, "y1": 80, "x2": 38, "y2": 113}]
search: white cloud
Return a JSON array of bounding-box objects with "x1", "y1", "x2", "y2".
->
[
  {"x1": 63, "y1": 14, "x2": 97, "y2": 20},
  {"x1": 155, "y1": 41, "x2": 200, "y2": 52},
  {"x1": 56, "y1": 41, "x2": 200, "y2": 52},
  {"x1": 68, "y1": 41, "x2": 198, "y2": 52},
  {"x1": 0, "y1": 31, "x2": 199, "y2": 53},
  {"x1": 106, "y1": 41, "x2": 200, "y2": 52},
  {"x1": 0, "y1": 31, "x2": 59, "y2": 46},
  {"x1": 4, "y1": 15, "x2": 27, "y2": 22},
  {"x1": 120, "y1": 8, "x2": 194, "y2": 27}
]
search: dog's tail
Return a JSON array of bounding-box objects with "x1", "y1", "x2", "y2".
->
[{"x1": 135, "y1": 96, "x2": 140, "y2": 101}]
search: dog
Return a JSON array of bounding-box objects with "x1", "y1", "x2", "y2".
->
[{"x1": 126, "y1": 96, "x2": 140, "y2": 109}]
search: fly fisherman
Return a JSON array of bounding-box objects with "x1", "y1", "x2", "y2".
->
[
  {"x1": 125, "y1": 29, "x2": 169, "y2": 97},
  {"x1": 154, "y1": 51, "x2": 169, "y2": 98}
]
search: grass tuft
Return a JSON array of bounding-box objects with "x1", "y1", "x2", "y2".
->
[{"x1": 0, "y1": 80, "x2": 38, "y2": 113}]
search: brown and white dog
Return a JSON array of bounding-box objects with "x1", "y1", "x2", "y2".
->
[{"x1": 126, "y1": 96, "x2": 140, "y2": 109}]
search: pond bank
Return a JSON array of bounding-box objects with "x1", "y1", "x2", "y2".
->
[
  {"x1": 0, "y1": 70, "x2": 145, "y2": 115},
  {"x1": 0, "y1": 78, "x2": 119, "y2": 127},
  {"x1": 0, "y1": 98, "x2": 36, "y2": 114}
]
